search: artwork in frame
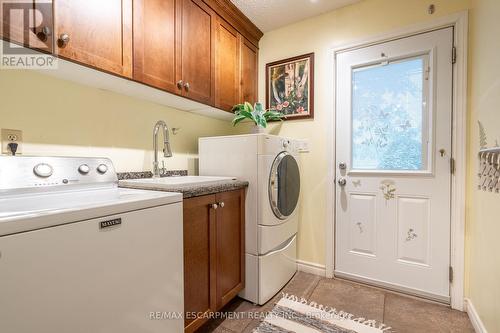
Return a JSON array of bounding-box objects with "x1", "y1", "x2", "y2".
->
[{"x1": 266, "y1": 53, "x2": 314, "y2": 120}]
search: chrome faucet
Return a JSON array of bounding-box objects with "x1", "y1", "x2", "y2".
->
[{"x1": 153, "y1": 120, "x2": 173, "y2": 177}]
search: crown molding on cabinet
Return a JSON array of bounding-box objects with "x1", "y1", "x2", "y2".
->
[{"x1": 203, "y1": 0, "x2": 263, "y2": 48}]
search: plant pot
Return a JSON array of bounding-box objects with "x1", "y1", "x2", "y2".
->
[{"x1": 250, "y1": 125, "x2": 265, "y2": 134}]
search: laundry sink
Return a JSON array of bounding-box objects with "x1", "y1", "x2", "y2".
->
[{"x1": 119, "y1": 176, "x2": 237, "y2": 189}]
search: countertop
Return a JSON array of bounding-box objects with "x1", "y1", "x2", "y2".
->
[{"x1": 117, "y1": 172, "x2": 248, "y2": 199}]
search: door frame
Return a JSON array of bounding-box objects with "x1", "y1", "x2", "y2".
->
[{"x1": 325, "y1": 11, "x2": 468, "y2": 311}]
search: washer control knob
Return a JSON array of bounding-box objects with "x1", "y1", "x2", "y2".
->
[
  {"x1": 33, "y1": 163, "x2": 53, "y2": 178},
  {"x1": 282, "y1": 140, "x2": 289, "y2": 148},
  {"x1": 78, "y1": 164, "x2": 90, "y2": 174},
  {"x1": 97, "y1": 164, "x2": 108, "y2": 174}
]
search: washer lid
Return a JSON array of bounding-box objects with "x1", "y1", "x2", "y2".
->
[
  {"x1": 269, "y1": 152, "x2": 300, "y2": 220},
  {"x1": 0, "y1": 187, "x2": 182, "y2": 236}
]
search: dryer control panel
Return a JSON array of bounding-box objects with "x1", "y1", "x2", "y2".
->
[{"x1": 258, "y1": 135, "x2": 303, "y2": 155}]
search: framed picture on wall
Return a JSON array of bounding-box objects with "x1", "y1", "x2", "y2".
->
[{"x1": 266, "y1": 53, "x2": 314, "y2": 120}]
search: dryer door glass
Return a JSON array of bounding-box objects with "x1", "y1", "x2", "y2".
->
[{"x1": 269, "y1": 152, "x2": 300, "y2": 219}]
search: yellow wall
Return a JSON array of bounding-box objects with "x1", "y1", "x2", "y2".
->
[
  {"x1": 257, "y1": 0, "x2": 500, "y2": 329},
  {"x1": 255, "y1": 0, "x2": 469, "y2": 266},
  {"x1": 0, "y1": 70, "x2": 236, "y2": 173},
  {"x1": 466, "y1": 0, "x2": 500, "y2": 330}
]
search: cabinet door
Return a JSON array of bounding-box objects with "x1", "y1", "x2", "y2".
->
[
  {"x1": 240, "y1": 37, "x2": 258, "y2": 105},
  {"x1": 183, "y1": 194, "x2": 217, "y2": 332},
  {"x1": 178, "y1": 0, "x2": 215, "y2": 105},
  {"x1": 214, "y1": 16, "x2": 240, "y2": 112},
  {"x1": 133, "y1": 0, "x2": 177, "y2": 92},
  {"x1": 1, "y1": 0, "x2": 53, "y2": 51},
  {"x1": 215, "y1": 189, "x2": 245, "y2": 310},
  {"x1": 54, "y1": 0, "x2": 132, "y2": 77}
]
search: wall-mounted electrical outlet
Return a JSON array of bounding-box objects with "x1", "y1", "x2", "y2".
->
[{"x1": 1, "y1": 129, "x2": 23, "y2": 155}]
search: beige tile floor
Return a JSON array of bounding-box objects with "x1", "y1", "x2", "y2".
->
[{"x1": 198, "y1": 272, "x2": 474, "y2": 333}]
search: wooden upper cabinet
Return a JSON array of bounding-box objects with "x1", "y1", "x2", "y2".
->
[
  {"x1": 178, "y1": 0, "x2": 215, "y2": 105},
  {"x1": 54, "y1": 0, "x2": 133, "y2": 77},
  {"x1": 215, "y1": 190, "x2": 245, "y2": 310},
  {"x1": 133, "y1": 0, "x2": 177, "y2": 92},
  {"x1": 240, "y1": 37, "x2": 258, "y2": 105},
  {"x1": 214, "y1": 17, "x2": 240, "y2": 112},
  {"x1": 1, "y1": 1, "x2": 53, "y2": 51}
]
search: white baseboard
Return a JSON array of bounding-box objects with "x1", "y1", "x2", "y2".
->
[
  {"x1": 465, "y1": 298, "x2": 488, "y2": 333},
  {"x1": 297, "y1": 260, "x2": 326, "y2": 277}
]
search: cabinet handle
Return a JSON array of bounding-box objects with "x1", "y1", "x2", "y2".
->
[
  {"x1": 218, "y1": 202, "x2": 225, "y2": 208},
  {"x1": 183, "y1": 82, "x2": 190, "y2": 92},
  {"x1": 58, "y1": 33, "x2": 70, "y2": 47},
  {"x1": 37, "y1": 26, "x2": 51, "y2": 41},
  {"x1": 210, "y1": 203, "x2": 218, "y2": 210},
  {"x1": 176, "y1": 80, "x2": 183, "y2": 90}
]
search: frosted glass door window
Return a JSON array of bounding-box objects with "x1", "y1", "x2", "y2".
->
[{"x1": 351, "y1": 56, "x2": 429, "y2": 171}]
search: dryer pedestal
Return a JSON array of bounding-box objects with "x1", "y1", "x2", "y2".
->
[{"x1": 241, "y1": 235, "x2": 297, "y2": 305}]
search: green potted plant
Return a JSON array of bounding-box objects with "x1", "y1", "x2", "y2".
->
[{"x1": 231, "y1": 102, "x2": 284, "y2": 133}]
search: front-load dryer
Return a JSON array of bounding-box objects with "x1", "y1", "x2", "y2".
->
[
  {"x1": 199, "y1": 134, "x2": 301, "y2": 304},
  {"x1": 257, "y1": 143, "x2": 300, "y2": 254}
]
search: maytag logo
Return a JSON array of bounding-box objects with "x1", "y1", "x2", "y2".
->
[{"x1": 100, "y1": 218, "x2": 122, "y2": 229}]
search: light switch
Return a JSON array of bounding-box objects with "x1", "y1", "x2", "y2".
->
[{"x1": 297, "y1": 139, "x2": 310, "y2": 153}]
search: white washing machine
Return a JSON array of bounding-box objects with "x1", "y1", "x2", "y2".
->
[
  {"x1": 0, "y1": 156, "x2": 184, "y2": 333},
  {"x1": 199, "y1": 134, "x2": 301, "y2": 304}
]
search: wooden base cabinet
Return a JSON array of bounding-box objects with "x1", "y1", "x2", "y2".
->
[
  {"x1": 215, "y1": 190, "x2": 245, "y2": 309},
  {"x1": 183, "y1": 194, "x2": 217, "y2": 333},
  {"x1": 183, "y1": 189, "x2": 245, "y2": 332}
]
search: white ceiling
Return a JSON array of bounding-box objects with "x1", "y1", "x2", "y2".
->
[{"x1": 231, "y1": 0, "x2": 362, "y2": 32}]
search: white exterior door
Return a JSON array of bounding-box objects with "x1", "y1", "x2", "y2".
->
[{"x1": 335, "y1": 28, "x2": 453, "y2": 302}]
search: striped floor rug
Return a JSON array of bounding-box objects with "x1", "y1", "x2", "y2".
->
[{"x1": 253, "y1": 294, "x2": 392, "y2": 333}]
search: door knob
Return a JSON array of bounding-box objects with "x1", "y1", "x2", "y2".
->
[
  {"x1": 183, "y1": 82, "x2": 190, "y2": 92},
  {"x1": 218, "y1": 202, "x2": 225, "y2": 208},
  {"x1": 176, "y1": 80, "x2": 183, "y2": 90},
  {"x1": 210, "y1": 203, "x2": 218, "y2": 210},
  {"x1": 58, "y1": 33, "x2": 70, "y2": 47},
  {"x1": 337, "y1": 178, "x2": 347, "y2": 187},
  {"x1": 339, "y1": 162, "x2": 347, "y2": 170}
]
